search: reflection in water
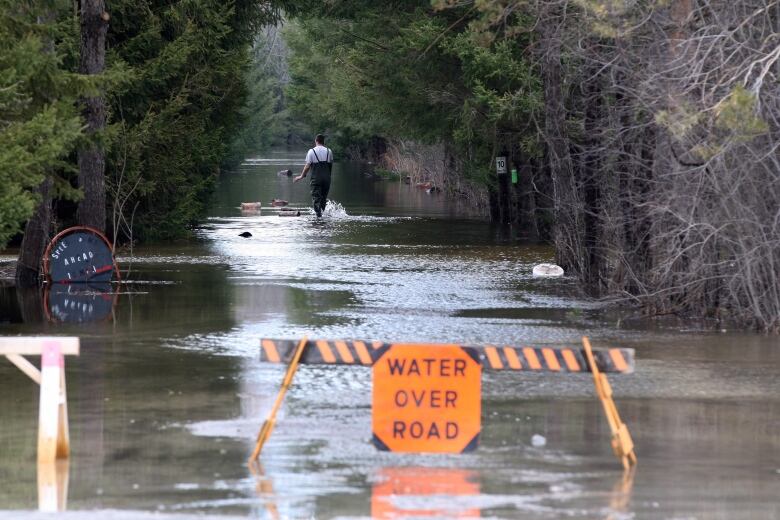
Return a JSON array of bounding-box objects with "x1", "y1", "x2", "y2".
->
[
  {"x1": 607, "y1": 467, "x2": 635, "y2": 520},
  {"x1": 11, "y1": 287, "x2": 45, "y2": 323},
  {"x1": 248, "y1": 461, "x2": 280, "y2": 520},
  {"x1": 371, "y1": 467, "x2": 480, "y2": 519},
  {"x1": 0, "y1": 283, "x2": 118, "y2": 325},
  {"x1": 37, "y1": 461, "x2": 69, "y2": 512},
  {"x1": 45, "y1": 283, "x2": 116, "y2": 323}
]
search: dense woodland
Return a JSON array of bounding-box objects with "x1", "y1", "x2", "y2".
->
[{"x1": 1, "y1": 1, "x2": 778, "y2": 332}]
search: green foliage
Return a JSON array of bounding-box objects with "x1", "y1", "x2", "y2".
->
[
  {"x1": 715, "y1": 86, "x2": 768, "y2": 137},
  {"x1": 0, "y1": 1, "x2": 83, "y2": 249},
  {"x1": 284, "y1": 1, "x2": 543, "y2": 186},
  {"x1": 224, "y1": 31, "x2": 287, "y2": 164},
  {"x1": 374, "y1": 168, "x2": 402, "y2": 181},
  {"x1": 106, "y1": 0, "x2": 288, "y2": 241}
]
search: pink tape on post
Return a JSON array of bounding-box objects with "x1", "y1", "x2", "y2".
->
[{"x1": 41, "y1": 342, "x2": 64, "y2": 368}]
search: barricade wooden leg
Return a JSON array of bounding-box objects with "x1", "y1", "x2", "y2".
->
[
  {"x1": 582, "y1": 336, "x2": 637, "y2": 469},
  {"x1": 38, "y1": 342, "x2": 68, "y2": 464},
  {"x1": 248, "y1": 336, "x2": 308, "y2": 463}
]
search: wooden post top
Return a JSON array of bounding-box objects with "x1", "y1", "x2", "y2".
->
[{"x1": 0, "y1": 337, "x2": 80, "y2": 356}]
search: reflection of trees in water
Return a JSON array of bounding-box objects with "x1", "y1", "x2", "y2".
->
[
  {"x1": 233, "y1": 283, "x2": 355, "y2": 327},
  {"x1": 114, "y1": 262, "x2": 235, "y2": 334}
]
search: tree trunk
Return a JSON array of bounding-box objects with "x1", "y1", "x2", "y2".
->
[
  {"x1": 15, "y1": 178, "x2": 53, "y2": 287},
  {"x1": 539, "y1": 11, "x2": 583, "y2": 272},
  {"x1": 77, "y1": 0, "x2": 109, "y2": 232}
]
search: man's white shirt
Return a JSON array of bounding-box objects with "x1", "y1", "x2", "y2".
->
[{"x1": 306, "y1": 145, "x2": 333, "y2": 164}]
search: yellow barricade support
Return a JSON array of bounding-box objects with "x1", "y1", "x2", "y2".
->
[
  {"x1": 248, "y1": 336, "x2": 308, "y2": 463},
  {"x1": 582, "y1": 336, "x2": 637, "y2": 469}
]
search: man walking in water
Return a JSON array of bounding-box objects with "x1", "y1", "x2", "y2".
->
[{"x1": 294, "y1": 134, "x2": 333, "y2": 217}]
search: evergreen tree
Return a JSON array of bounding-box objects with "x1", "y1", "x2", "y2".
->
[
  {"x1": 106, "y1": 0, "x2": 290, "y2": 241},
  {"x1": 0, "y1": 1, "x2": 82, "y2": 250},
  {"x1": 284, "y1": 2, "x2": 541, "y2": 185}
]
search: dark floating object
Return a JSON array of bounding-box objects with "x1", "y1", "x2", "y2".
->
[
  {"x1": 270, "y1": 199, "x2": 289, "y2": 207},
  {"x1": 277, "y1": 169, "x2": 293, "y2": 176},
  {"x1": 426, "y1": 186, "x2": 442, "y2": 194},
  {"x1": 239, "y1": 231, "x2": 253, "y2": 238}
]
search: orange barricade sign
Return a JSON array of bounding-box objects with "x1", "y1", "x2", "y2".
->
[{"x1": 372, "y1": 344, "x2": 481, "y2": 453}]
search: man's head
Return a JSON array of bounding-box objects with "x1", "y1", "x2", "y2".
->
[{"x1": 315, "y1": 134, "x2": 325, "y2": 145}]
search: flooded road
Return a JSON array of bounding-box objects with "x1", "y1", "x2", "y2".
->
[{"x1": 1, "y1": 149, "x2": 779, "y2": 519}]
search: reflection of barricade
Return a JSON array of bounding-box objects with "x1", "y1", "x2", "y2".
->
[
  {"x1": 250, "y1": 337, "x2": 638, "y2": 469},
  {"x1": 372, "y1": 467, "x2": 480, "y2": 519},
  {"x1": 1, "y1": 337, "x2": 78, "y2": 511}
]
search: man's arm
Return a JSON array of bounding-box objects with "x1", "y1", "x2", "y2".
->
[{"x1": 293, "y1": 163, "x2": 311, "y2": 183}]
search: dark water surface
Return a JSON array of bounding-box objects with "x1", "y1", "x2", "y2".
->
[{"x1": 1, "y1": 149, "x2": 779, "y2": 519}]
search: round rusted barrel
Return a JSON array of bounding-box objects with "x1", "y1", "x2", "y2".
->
[{"x1": 44, "y1": 226, "x2": 118, "y2": 283}]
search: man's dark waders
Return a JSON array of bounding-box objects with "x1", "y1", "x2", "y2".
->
[{"x1": 309, "y1": 148, "x2": 332, "y2": 217}]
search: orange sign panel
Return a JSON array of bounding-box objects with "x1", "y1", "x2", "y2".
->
[{"x1": 372, "y1": 344, "x2": 481, "y2": 453}]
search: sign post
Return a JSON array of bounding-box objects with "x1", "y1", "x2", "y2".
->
[{"x1": 372, "y1": 344, "x2": 481, "y2": 453}]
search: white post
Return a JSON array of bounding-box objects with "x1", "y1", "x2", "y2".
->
[{"x1": 38, "y1": 341, "x2": 69, "y2": 463}]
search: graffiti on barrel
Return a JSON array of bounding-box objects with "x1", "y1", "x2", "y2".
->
[{"x1": 43, "y1": 226, "x2": 118, "y2": 284}]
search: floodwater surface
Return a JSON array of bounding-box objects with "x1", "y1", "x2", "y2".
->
[{"x1": 1, "y1": 149, "x2": 779, "y2": 519}]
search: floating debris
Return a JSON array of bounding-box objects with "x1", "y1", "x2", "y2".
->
[
  {"x1": 532, "y1": 263, "x2": 564, "y2": 277},
  {"x1": 238, "y1": 231, "x2": 252, "y2": 238}
]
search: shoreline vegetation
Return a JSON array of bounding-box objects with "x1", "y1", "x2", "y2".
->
[
  {"x1": 2, "y1": 1, "x2": 777, "y2": 332},
  {"x1": 284, "y1": 2, "x2": 779, "y2": 333}
]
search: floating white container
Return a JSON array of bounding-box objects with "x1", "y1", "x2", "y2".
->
[{"x1": 532, "y1": 263, "x2": 564, "y2": 277}]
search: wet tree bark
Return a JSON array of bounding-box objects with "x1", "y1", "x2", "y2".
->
[
  {"x1": 77, "y1": 0, "x2": 109, "y2": 232},
  {"x1": 15, "y1": 179, "x2": 54, "y2": 287},
  {"x1": 539, "y1": 10, "x2": 583, "y2": 273},
  {"x1": 581, "y1": 69, "x2": 602, "y2": 289}
]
